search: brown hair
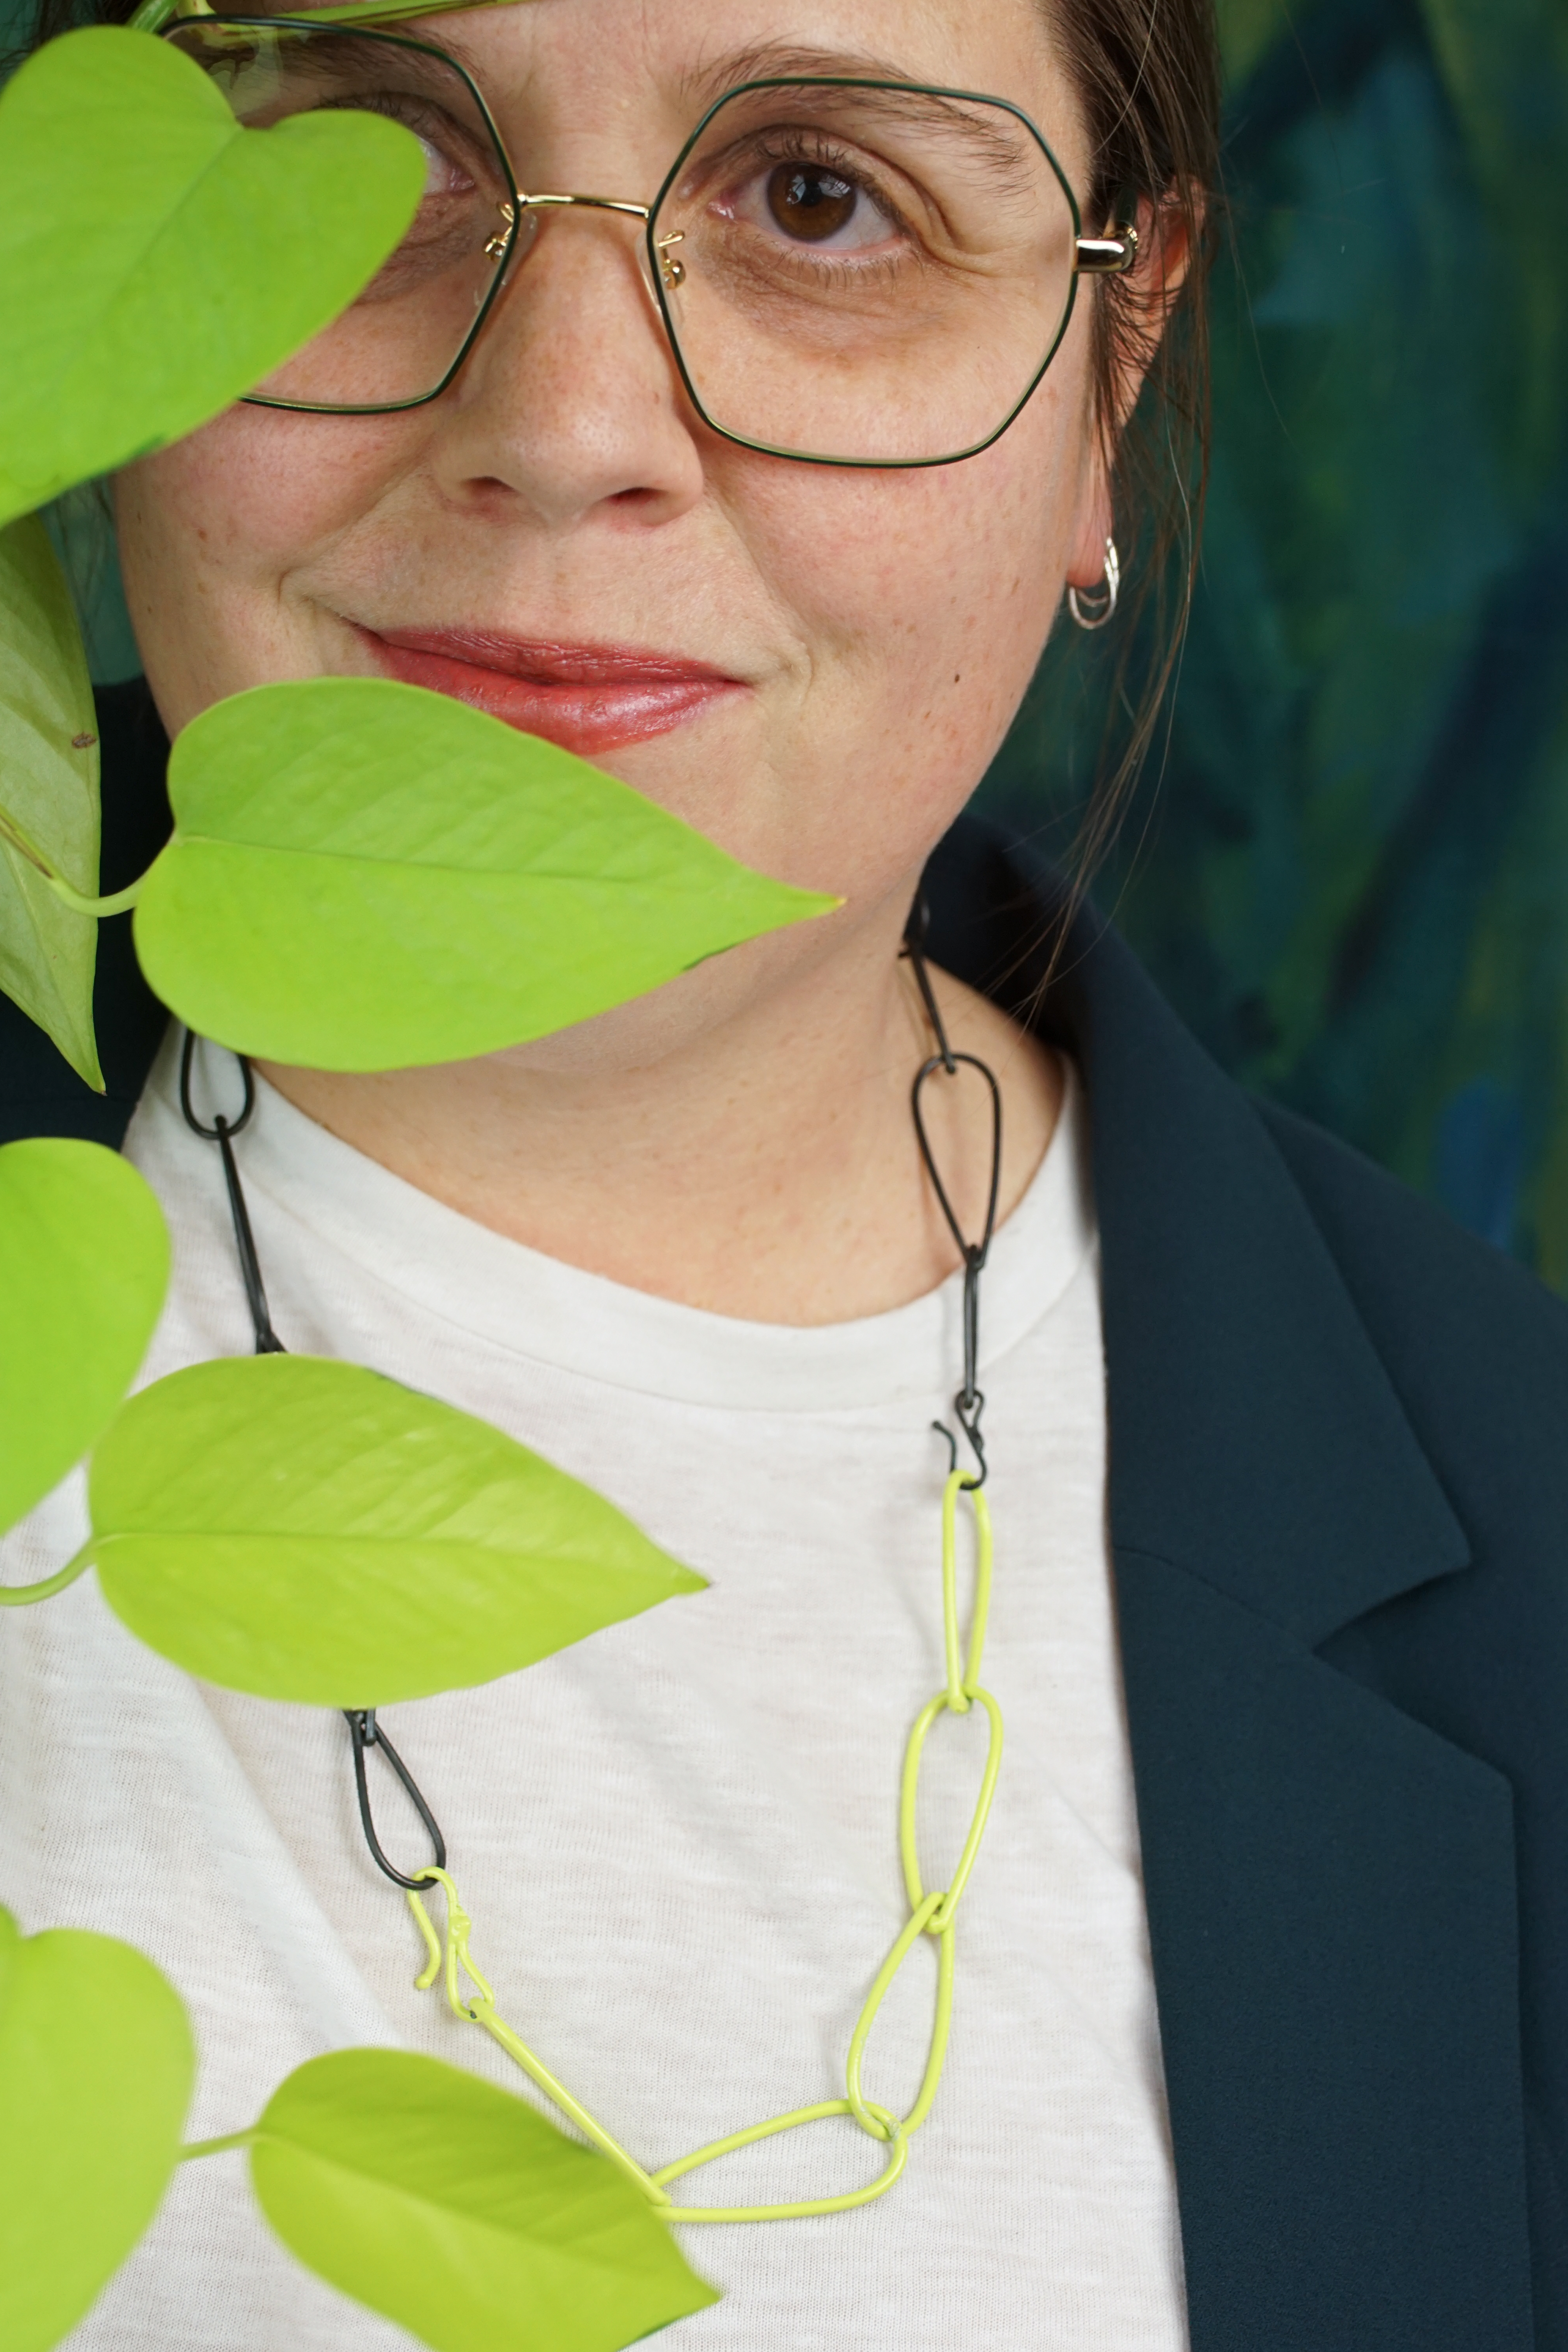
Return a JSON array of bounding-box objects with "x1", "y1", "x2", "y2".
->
[
  {"x1": 1051, "y1": 0, "x2": 1221, "y2": 869},
  {"x1": 15, "y1": 0, "x2": 1220, "y2": 856}
]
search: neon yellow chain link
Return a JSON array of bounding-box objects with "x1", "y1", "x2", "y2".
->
[{"x1": 404, "y1": 1468, "x2": 1001, "y2": 2224}]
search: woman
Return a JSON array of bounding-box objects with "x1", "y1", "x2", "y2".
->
[{"x1": 1, "y1": 0, "x2": 1563, "y2": 2344}]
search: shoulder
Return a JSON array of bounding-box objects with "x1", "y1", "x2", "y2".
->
[{"x1": 1258, "y1": 1096, "x2": 1568, "y2": 1520}]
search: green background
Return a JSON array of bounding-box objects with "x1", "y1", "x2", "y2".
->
[
  {"x1": 982, "y1": 0, "x2": 1568, "y2": 1286},
  {"x1": 13, "y1": 0, "x2": 1568, "y2": 1281}
]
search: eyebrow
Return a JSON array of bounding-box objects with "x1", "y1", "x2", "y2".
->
[
  {"x1": 670, "y1": 41, "x2": 1043, "y2": 202},
  {"x1": 675, "y1": 40, "x2": 946, "y2": 113}
]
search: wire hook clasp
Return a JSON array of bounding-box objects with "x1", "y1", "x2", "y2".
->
[
  {"x1": 343, "y1": 1708, "x2": 448, "y2": 1890},
  {"x1": 902, "y1": 901, "x2": 1001, "y2": 1488},
  {"x1": 406, "y1": 1865, "x2": 496, "y2": 2016},
  {"x1": 178, "y1": 1030, "x2": 285, "y2": 1355}
]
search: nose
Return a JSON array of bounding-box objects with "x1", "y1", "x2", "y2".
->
[{"x1": 423, "y1": 200, "x2": 707, "y2": 533}]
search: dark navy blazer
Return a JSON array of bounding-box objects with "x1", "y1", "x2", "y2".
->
[{"x1": 5, "y1": 681, "x2": 1565, "y2": 2351}]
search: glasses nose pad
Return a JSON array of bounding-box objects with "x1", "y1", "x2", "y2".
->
[
  {"x1": 631, "y1": 207, "x2": 687, "y2": 309},
  {"x1": 626, "y1": 228, "x2": 666, "y2": 320},
  {"x1": 484, "y1": 198, "x2": 542, "y2": 291}
]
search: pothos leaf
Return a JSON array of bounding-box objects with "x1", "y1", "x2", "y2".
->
[
  {"x1": 0, "y1": 1907, "x2": 194, "y2": 2352},
  {"x1": 87, "y1": 1353, "x2": 706, "y2": 1704},
  {"x1": 0, "y1": 1137, "x2": 169, "y2": 1536},
  {"x1": 0, "y1": 27, "x2": 425, "y2": 524},
  {"x1": 127, "y1": 677, "x2": 837, "y2": 1070},
  {"x1": 251, "y1": 2049, "x2": 718, "y2": 2352},
  {"x1": 0, "y1": 515, "x2": 102, "y2": 1087}
]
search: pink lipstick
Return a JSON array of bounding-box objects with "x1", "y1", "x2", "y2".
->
[{"x1": 355, "y1": 625, "x2": 744, "y2": 755}]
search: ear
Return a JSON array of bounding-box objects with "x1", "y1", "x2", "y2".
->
[{"x1": 1065, "y1": 190, "x2": 1198, "y2": 592}]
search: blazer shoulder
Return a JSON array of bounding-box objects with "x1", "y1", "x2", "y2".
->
[{"x1": 1257, "y1": 1096, "x2": 1568, "y2": 1493}]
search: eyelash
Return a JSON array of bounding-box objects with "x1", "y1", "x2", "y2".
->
[{"x1": 740, "y1": 128, "x2": 918, "y2": 258}]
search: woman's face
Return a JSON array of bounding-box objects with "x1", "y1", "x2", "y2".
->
[{"x1": 117, "y1": 0, "x2": 1113, "y2": 1058}]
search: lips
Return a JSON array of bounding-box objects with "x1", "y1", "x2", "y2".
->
[{"x1": 355, "y1": 625, "x2": 744, "y2": 756}]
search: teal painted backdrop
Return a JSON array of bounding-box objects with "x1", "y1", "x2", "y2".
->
[{"x1": 981, "y1": 0, "x2": 1568, "y2": 1285}]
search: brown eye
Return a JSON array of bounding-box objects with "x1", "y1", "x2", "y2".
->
[{"x1": 765, "y1": 162, "x2": 857, "y2": 242}]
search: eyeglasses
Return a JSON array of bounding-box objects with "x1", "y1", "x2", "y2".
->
[{"x1": 158, "y1": 14, "x2": 1137, "y2": 468}]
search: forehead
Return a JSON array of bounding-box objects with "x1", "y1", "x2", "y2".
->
[{"x1": 420, "y1": 0, "x2": 1081, "y2": 161}]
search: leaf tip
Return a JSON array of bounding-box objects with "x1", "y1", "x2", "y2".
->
[{"x1": 782, "y1": 888, "x2": 845, "y2": 919}]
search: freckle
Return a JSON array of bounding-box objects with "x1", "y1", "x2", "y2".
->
[
  {"x1": 71, "y1": 733, "x2": 96, "y2": 750},
  {"x1": 953, "y1": 673, "x2": 961, "y2": 685}
]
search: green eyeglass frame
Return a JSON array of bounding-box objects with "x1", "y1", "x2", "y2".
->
[{"x1": 128, "y1": 0, "x2": 1140, "y2": 468}]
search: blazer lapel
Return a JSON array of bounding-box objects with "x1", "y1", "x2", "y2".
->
[{"x1": 926, "y1": 822, "x2": 1535, "y2": 2352}]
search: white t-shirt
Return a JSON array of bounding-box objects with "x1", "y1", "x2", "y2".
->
[{"x1": 0, "y1": 1032, "x2": 1188, "y2": 2351}]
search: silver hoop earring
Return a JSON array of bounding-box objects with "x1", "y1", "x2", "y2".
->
[{"x1": 1067, "y1": 537, "x2": 1121, "y2": 632}]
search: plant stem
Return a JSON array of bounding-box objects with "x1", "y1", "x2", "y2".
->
[
  {"x1": 0, "y1": 1545, "x2": 92, "y2": 1608},
  {"x1": 47, "y1": 872, "x2": 145, "y2": 918},
  {"x1": 0, "y1": 801, "x2": 146, "y2": 916},
  {"x1": 179, "y1": 2130, "x2": 259, "y2": 2163}
]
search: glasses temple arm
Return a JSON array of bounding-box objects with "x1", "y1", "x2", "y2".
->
[{"x1": 1073, "y1": 183, "x2": 1140, "y2": 276}]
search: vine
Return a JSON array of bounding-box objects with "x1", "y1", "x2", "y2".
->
[{"x1": 0, "y1": 24, "x2": 831, "y2": 2348}]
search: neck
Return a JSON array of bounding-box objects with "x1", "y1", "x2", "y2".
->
[{"x1": 259, "y1": 893, "x2": 1061, "y2": 1325}]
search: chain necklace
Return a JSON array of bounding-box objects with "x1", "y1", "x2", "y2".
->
[{"x1": 179, "y1": 914, "x2": 1006, "y2": 2224}]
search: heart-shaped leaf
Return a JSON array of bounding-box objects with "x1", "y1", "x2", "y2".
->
[
  {"x1": 128, "y1": 677, "x2": 836, "y2": 1069},
  {"x1": 0, "y1": 1907, "x2": 194, "y2": 2352},
  {"x1": 0, "y1": 1137, "x2": 169, "y2": 1536},
  {"x1": 87, "y1": 1353, "x2": 705, "y2": 1704},
  {"x1": 0, "y1": 27, "x2": 425, "y2": 524},
  {"x1": 0, "y1": 515, "x2": 102, "y2": 1086},
  {"x1": 252, "y1": 2049, "x2": 717, "y2": 2352}
]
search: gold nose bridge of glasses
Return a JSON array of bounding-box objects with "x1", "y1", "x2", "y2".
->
[
  {"x1": 484, "y1": 193, "x2": 686, "y2": 284},
  {"x1": 481, "y1": 192, "x2": 1138, "y2": 286}
]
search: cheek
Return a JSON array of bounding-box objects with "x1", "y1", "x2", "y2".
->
[
  {"x1": 115, "y1": 407, "x2": 427, "y2": 726},
  {"x1": 724, "y1": 366, "x2": 1080, "y2": 852},
  {"x1": 758, "y1": 389, "x2": 1070, "y2": 691}
]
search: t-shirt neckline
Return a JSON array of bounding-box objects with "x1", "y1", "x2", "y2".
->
[{"x1": 155, "y1": 1041, "x2": 1096, "y2": 1414}]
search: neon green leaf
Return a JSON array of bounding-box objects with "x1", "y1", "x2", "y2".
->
[
  {"x1": 252, "y1": 2050, "x2": 717, "y2": 2352},
  {"x1": 0, "y1": 1138, "x2": 169, "y2": 1536},
  {"x1": 0, "y1": 27, "x2": 425, "y2": 524},
  {"x1": 0, "y1": 516, "x2": 102, "y2": 1086},
  {"x1": 88, "y1": 1354, "x2": 706, "y2": 1704},
  {"x1": 129, "y1": 677, "x2": 836, "y2": 1070},
  {"x1": 0, "y1": 1907, "x2": 194, "y2": 2352}
]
